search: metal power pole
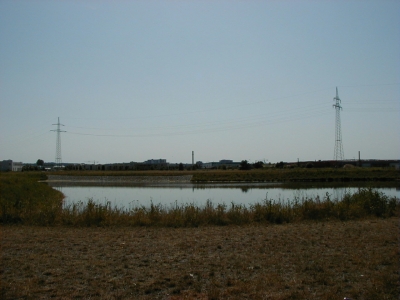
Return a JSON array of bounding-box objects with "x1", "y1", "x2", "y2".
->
[
  {"x1": 333, "y1": 87, "x2": 344, "y2": 162},
  {"x1": 52, "y1": 117, "x2": 66, "y2": 167}
]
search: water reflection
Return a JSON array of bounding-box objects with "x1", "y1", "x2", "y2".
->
[
  {"x1": 49, "y1": 182, "x2": 399, "y2": 209},
  {"x1": 241, "y1": 187, "x2": 249, "y2": 193}
]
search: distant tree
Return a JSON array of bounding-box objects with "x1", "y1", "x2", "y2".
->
[
  {"x1": 240, "y1": 160, "x2": 251, "y2": 170},
  {"x1": 275, "y1": 161, "x2": 285, "y2": 168},
  {"x1": 178, "y1": 163, "x2": 184, "y2": 171},
  {"x1": 36, "y1": 159, "x2": 44, "y2": 166},
  {"x1": 253, "y1": 161, "x2": 264, "y2": 169}
]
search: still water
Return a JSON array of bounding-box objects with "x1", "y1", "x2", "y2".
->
[{"x1": 52, "y1": 183, "x2": 400, "y2": 209}]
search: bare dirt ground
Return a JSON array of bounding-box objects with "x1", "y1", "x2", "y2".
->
[{"x1": 1, "y1": 218, "x2": 399, "y2": 300}]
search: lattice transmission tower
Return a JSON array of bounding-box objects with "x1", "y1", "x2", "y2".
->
[
  {"x1": 52, "y1": 117, "x2": 66, "y2": 167},
  {"x1": 333, "y1": 87, "x2": 344, "y2": 162}
]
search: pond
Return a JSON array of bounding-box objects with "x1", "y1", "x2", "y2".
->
[{"x1": 50, "y1": 182, "x2": 400, "y2": 209}]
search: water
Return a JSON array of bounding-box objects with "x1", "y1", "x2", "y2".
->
[{"x1": 51, "y1": 182, "x2": 400, "y2": 209}]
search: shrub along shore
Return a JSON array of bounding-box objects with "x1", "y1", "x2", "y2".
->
[{"x1": 0, "y1": 171, "x2": 398, "y2": 226}]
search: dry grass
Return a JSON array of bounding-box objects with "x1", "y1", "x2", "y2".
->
[{"x1": 1, "y1": 218, "x2": 399, "y2": 299}]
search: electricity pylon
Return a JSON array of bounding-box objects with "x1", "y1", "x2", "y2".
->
[
  {"x1": 52, "y1": 117, "x2": 66, "y2": 167},
  {"x1": 333, "y1": 87, "x2": 344, "y2": 162}
]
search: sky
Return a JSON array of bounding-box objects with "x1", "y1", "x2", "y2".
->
[{"x1": 1, "y1": 0, "x2": 399, "y2": 165}]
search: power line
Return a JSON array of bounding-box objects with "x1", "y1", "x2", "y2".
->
[
  {"x1": 60, "y1": 83, "x2": 399, "y2": 121},
  {"x1": 61, "y1": 87, "x2": 334, "y2": 121},
  {"x1": 338, "y1": 83, "x2": 399, "y2": 88},
  {"x1": 65, "y1": 102, "x2": 331, "y2": 132},
  {"x1": 65, "y1": 107, "x2": 332, "y2": 138},
  {"x1": 56, "y1": 84, "x2": 398, "y2": 139}
]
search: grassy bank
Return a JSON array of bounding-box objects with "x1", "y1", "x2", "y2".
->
[
  {"x1": 1, "y1": 172, "x2": 398, "y2": 226},
  {"x1": 48, "y1": 167, "x2": 400, "y2": 182},
  {"x1": 0, "y1": 172, "x2": 64, "y2": 225}
]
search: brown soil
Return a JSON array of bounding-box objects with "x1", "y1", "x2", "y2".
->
[{"x1": 1, "y1": 219, "x2": 399, "y2": 299}]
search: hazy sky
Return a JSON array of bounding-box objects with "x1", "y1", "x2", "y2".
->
[{"x1": 1, "y1": 1, "x2": 399, "y2": 164}]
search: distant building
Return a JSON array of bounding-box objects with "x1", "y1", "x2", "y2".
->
[
  {"x1": 82, "y1": 163, "x2": 102, "y2": 171},
  {"x1": 103, "y1": 162, "x2": 137, "y2": 171},
  {"x1": 1, "y1": 160, "x2": 23, "y2": 172},
  {"x1": 202, "y1": 160, "x2": 241, "y2": 169},
  {"x1": 202, "y1": 162, "x2": 219, "y2": 169},
  {"x1": 219, "y1": 159, "x2": 233, "y2": 164},
  {"x1": 144, "y1": 159, "x2": 167, "y2": 164},
  {"x1": 138, "y1": 159, "x2": 168, "y2": 170}
]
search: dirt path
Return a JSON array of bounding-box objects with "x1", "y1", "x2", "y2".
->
[{"x1": 1, "y1": 218, "x2": 399, "y2": 299}]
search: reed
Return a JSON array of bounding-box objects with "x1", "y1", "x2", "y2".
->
[{"x1": 16, "y1": 189, "x2": 400, "y2": 226}]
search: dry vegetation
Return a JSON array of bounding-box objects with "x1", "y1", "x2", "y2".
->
[{"x1": 1, "y1": 218, "x2": 399, "y2": 299}]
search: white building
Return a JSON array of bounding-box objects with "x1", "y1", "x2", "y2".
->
[
  {"x1": 1, "y1": 160, "x2": 23, "y2": 172},
  {"x1": 202, "y1": 160, "x2": 241, "y2": 169}
]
